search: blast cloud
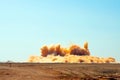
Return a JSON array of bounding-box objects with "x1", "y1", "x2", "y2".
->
[{"x1": 28, "y1": 42, "x2": 115, "y2": 63}]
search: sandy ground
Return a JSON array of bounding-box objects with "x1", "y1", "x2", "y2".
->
[{"x1": 0, "y1": 63, "x2": 120, "y2": 80}]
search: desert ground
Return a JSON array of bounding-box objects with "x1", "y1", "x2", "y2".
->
[{"x1": 0, "y1": 63, "x2": 120, "y2": 80}]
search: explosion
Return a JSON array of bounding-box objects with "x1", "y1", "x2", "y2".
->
[{"x1": 28, "y1": 42, "x2": 115, "y2": 63}]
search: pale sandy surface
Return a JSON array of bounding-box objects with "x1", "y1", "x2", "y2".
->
[{"x1": 0, "y1": 63, "x2": 120, "y2": 80}]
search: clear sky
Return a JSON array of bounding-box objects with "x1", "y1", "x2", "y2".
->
[{"x1": 0, "y1": 0, "x2": 120, "y2": 62}]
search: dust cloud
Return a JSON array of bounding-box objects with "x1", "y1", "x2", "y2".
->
[{"x1": 28, "y1": 42, "x2": 115, "y2": 63}]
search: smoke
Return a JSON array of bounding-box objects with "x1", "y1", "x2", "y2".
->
[
  {"x1": 28, "y1": 42, "x2": 115, "y2": 63},
  {"x1": 41, "y1": 42, "x2": 90, "y2": 56}
]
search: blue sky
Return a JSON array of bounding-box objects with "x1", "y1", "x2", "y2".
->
[{"x1": 0, "y1": 0, "x2": 120, "y2": 62}]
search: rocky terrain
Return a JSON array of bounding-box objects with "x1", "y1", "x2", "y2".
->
[{"x1": 0, "y1": 63, "x2": 120, "y2": 80}]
